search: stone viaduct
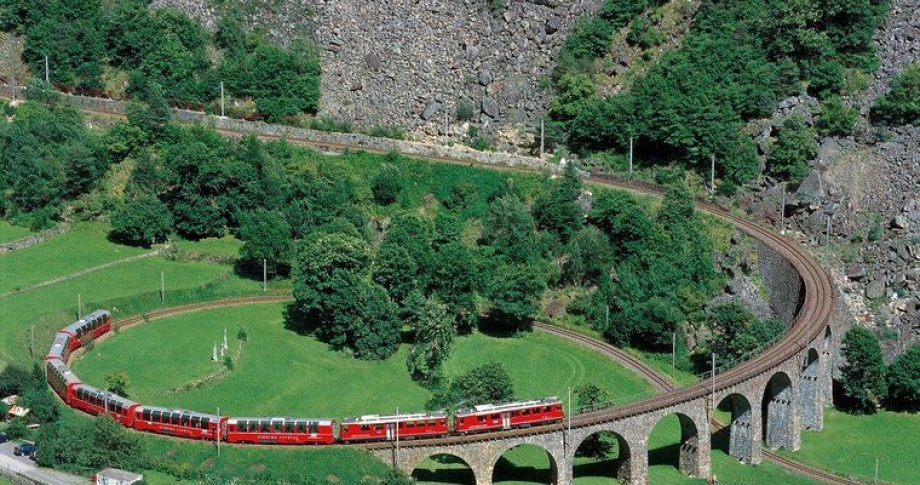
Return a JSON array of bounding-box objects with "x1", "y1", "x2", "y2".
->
[{"x1": 369, "y1": 193, "x2": 841, "y2": 485}]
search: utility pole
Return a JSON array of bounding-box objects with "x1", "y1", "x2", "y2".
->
[
  {"x1": 220, "y1": 81, "x2": 225, "y2": 117},
  {"x1": 567, "y1": 386, "x2": 572, "y2": 436},
  {"x1": 672, "y1": 332, "x2": 676, "y2": 377},
  {"x1": 263, "y1": 259, "x2": 267, "y2": 292},
  {"x1": 710, "y1": 154, "x2": 716, "y2": 194},
  {"x1": 628, "y1": 136, "x2": 634, "y2": 178},
  {"x1": 874, "y1": 458, "x2": 879, "y2": 485},
  {"x1": 217, "y1": 406, "x2": 221, "y2": 456},
  {"x1": 160, "y1": 271, "x2": 165, "y2": 304},
  {"x1": 605, "y1": 305, "x2": 610, "y2": 330},
  {"x1": 780, "y1": 182, "x2": 787, "y2": 235},
  {"x1": 394, "y1": 407, "x2": 399, "y2": 468},
  {"x1": 444, "y1": 111, "x2": 449, "y2": 140},
  {"x1": 78, "y1": 294, "x2": 82, "y2": 319},
  {"x1": 10, "y1": 75, "x2": 15, "y2": 101},
  {"x1": 29, "y1": 325, "x2": 34, "y2": 360},
  {"x1": 540, "y1": 118, "x2": 545, "y2": 160},
  {"x1": 825, "y1": 216, "x2": 831, "y2": 246},
  {"x1": 44, "y1": 56, "x2": 49, "y2": 83},
  {"x1": 711, "y1": 353, "x2": 716, "y2": 408}
]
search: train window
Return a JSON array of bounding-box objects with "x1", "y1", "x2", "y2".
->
[
  {"x1": 250, "y1": 421, "x2": 258, "y2": 432},
  {"x1": 152, "y1": 410, "x2": 161, "y2": 421},
  {"x1": 375, "y1": 424, "x2": 383, "y2": 431},
  {"x1": 191, "y1": 416, "x2": 200, "y2": 428},
  {"x1": 272, "y1": 421, "x2": 282, "y2": 432},
  {"x1": 261, "y1": 420, "x2": 270, "y2": 432},
  {"x1": 172, "y1": 413, "x2": 180, "y2": 425},
  {"x1": 477, "y1": 416, "x2": 485, "y2": 422},
  {"x1": 201, "y1": 420, "x2": 210, "y2": 430},
  {"x1": 309, "y1": 422, "x2": 318, "y2": 434},
  {"x1": 297, "y1": 422, "x2": 306, "y2": 433},
  {"x1": 360, "y1": 425, "x2": 369, "y2": 431}
]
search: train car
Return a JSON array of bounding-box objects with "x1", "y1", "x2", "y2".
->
[
  {"x1": 45, "y1": 359, "x2": 81, "y2": 405},
  {"x1": 454, "y1": 398, "x2": 564, "y2": 434},
  {"x1": 71, "y1": 384, "x2": 139, "y2": 427},
  {"x1": 61, "y1": 310, "x2": 112, "y2": 351},
  {"x1": 225, "y1": 417, "x2": 337, "y2": 445},
  {"x1": 45, "y1": 332, "x2": 72, "y2": 362},
  {"x1": 340, "y1": 412, "x2": 449, "y2": 442},
  {"x1": 133, "y1": 406, "x2": 225, "y2": 441}
]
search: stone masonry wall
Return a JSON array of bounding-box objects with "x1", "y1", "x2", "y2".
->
[{"x1": 150, "y1": 0, "x2": 607, "y2": 143}]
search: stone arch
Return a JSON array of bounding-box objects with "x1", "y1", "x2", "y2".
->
[
  {"x1": 491, "y1": 443, "x2": 559, "y2": 484},
  {"x1": 762, "y1": 371, "x2": 796, "y2": 450},
  {"x1": 648, "y1": 412, "x2": 704, "y2": 477},
  {"x1": 715, "y1": 393, "x2": 757, "y2": 463},
  {"x1": 411, "y1": 453, "x2": 477, "y2": 485},
  {"x1": 801, "y1": 348, "x2": 822, "y2": 430},
  {"x1": 572, "y1": 429, "x2": 633, "y2": 483}
]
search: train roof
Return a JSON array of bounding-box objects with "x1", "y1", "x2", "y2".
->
[
  {"x1": 45, "y1": 360, "x2": 81, "y2": 385},
  {"x1": 341, "y1": 411, "x2": 447, "y2": 424},
  {"x1": 74, "y1": 384, "x2": 138, "y2": 407},
  {"x1": 62, "y1": 309, "x2": 111, "y2": 334},
  {"x1": 228, "y1": 417, "x2": 334, "y2": 424},
  {"x1": 136, "y1": 405, "x2": 222, "y2": 421},
  {"x1": 456, "y1": 397, "x2": 561, "y2": 416}
]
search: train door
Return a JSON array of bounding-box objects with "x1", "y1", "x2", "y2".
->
[
  {"x1": 501, "y1": 413, "x2": 511, "y2": 430},
  {"x1": 386, "y1": 422, "x2": 396, "y2": 440}
]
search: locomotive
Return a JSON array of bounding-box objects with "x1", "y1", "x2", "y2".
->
[{"x1": 44, "y1": 308, "x2": 565, "y2": 445}]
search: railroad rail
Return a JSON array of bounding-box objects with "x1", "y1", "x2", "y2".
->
[{"x1": 30, "y1": 91, "x2": 847, "y2": 483}]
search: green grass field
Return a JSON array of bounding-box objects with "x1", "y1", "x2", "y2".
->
[
  {"x1": 173, "y1": 236, "x2": 244, "y2": 259},
  {"x1": 0, "y1": 223, "x2": 149, "y2": 295},
  {"x1": 779, "y1": 408, "x2": 920, "y2": 485},
  {"x1": 415, "y1": 415, "x2": 825, "y2": 485},
  {"x1": 74, "y1": 303, "x2": 654, "y2": 418},
  {"x1": 0, "y1": 255, "x2": 231, "y2": 367},
  {"x1": 0, "y1": 220, "x2": 32, "y2": 243}
]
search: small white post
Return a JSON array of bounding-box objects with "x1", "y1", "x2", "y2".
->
[
  {"x1": 263, "y1": 258, "x2": 267, "y2": 292},
  {"x1": 220, "y1": 81, "x2": 225, "y2": 117},
  {"x1": 780, "y1": 182, "x2": 787, "y2": 235},
  {"x1": 628, "y1": 136, "x2": 634, "y2": 178},
  {"x1": 44, "y1": 56, "x2": 49, "y2": 83}
]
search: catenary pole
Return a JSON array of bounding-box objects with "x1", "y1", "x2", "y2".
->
[
  {"x1": 44, "y1": 56, "x2": 49, "y2": 83},
  {"x1": 161, "y1": 271, "x2": 165, "y2": 304},
  {"x1": 540, "y1": 118, "x2": 545, "y2": 160},
  {"x1": 78, "y1": 294, "x2": 82, "y2": 319},
  {"x1": 672, "y1": 332, "x2": 676, "y2": 377},
  {"x1": 220, "y1": 81, "x2": 225, "y2": 117},
  {"x1": 395, "y1": 406, "x2": 399, "y2": 467},
  {"x1": 710, "y1": 154, "x2": 716, "y2": 194},
  {"x1": 711, "y1": 353, "x2": 716, "y2": 407},
  {"x1": 780, "y1": 182, "x2": 787, "y2": 235},
  {"x1": 629, "y1": 136, "x2": 634, "y2": 178},
  {"x1": 263, "y1": 259, "x2": 267, "y2": 292}
]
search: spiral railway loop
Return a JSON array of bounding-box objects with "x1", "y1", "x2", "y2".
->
[{"x1": 30, "y1": 95, "x2": 858, "y2": 483}]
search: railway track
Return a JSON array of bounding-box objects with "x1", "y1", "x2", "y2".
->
[{"x1": 35, "y1": 94, "x2": 855, "y2": 483}]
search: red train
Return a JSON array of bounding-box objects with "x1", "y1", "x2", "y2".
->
[
  {"x1": 225, "y1": 417, "x2": 337, "y2": 445},
  {"x1": 340, "y1": 412, "x2": 449, "y2": 442},
  {"x1": 59, "y1": 310, "x2": 111, "y2": 352},
  {"x1": 44, "y1": 308, "x2": 566, "y2": 446},
  {"x1": 454, "y1": 398, "x2": 564, "y2": 434}
]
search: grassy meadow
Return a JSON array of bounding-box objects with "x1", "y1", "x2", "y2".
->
[
  {"x1": 0, "y1": 221, "x2": 31, "y2": 243},
  {"x1": 74, "y1": 303, "x2": 655, "y2": 418}
]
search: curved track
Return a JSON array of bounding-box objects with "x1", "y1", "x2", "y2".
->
[{"x1": 41, "y1": 98, "x2": 849, "y2": 482}]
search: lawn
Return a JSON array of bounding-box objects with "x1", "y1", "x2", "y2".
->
[
  {"x1": 414, "y1": 415, "x2": 826, "y2": 485},
  {"x1": 173, "y1": 236, "x2": 243, "y2": 259},
  {"x1": 0, "y1": 220, "x2": 31, "y2": 243},
  {"x1": 0, "y1": 256, "x2": 231, "y2": 367},
  {"x1": 73, "y1": 303, "x2": 654, "y2": 419},
  {"x1": 0, "y1": 223, "x2": 149, "y2": 295},
  {"x1": 779, "y1": 408, "x2": 920, "y2": 485}
]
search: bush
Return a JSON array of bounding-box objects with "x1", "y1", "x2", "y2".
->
[
  {"x1": 809, "y1": 60, "x2": 845, "y2": 99},
  {"x1": 818, "y1": 96, "x2": 859, "y2": 136},
  {"x1": 6, "y1": 418, "x2": 29, "y2": 440},
  {"x1": 310, "y1": 117, "x2": 353, "y2": 133},
  {"x1": 456, "y1": 98, "x2": 477, "y2": 121},
  {"x1": 839, "y1": 326, "x2": 887, "y2": 414},
  {"x1": 768, "y1": 114, "x2": 816, "y2": 183},
  {"x1": 363, "y1": 125, "x2": 405, "y2": 140},
  {"x1": 886, "y1": 345, "x2": 920, "y2": 409},
  {"x1": 237, "y1": 209, "x2": 293, "y2": 277},
  {"x1": 109, "y1": 195, "x2": 173, "y2": 247},
  {"x1": 626, "y1": 16, "x2": 666, "y2": 49},
  {"x1": 371, "y1": 164, "x2": 404, "y2": 205},
  {"x1": 872, "y1": 63, "x2": 920, "y2": 126},
  {"x1": 427, "y1": 361, "x2": 514, "y2": 409}
]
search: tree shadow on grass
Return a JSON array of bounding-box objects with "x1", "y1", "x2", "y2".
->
[
  {"x1": 493, "y1": 455, "x2": 552, "y2": 484},
  {"x1": 573, "y1": 458, "x2": 621, "y2": 482},
  {"x1": 477, "y1": 314, "x2": 533, "y2": 338},
  {"x1": 282, "y1": 302, "x2": 319, "y2": 337},
  {"x1": 648, "y1": 443, "x2": 682, "y2": 469},
  {"x1": 412, "y1": 455, "x2": 475, "y2": 485}
]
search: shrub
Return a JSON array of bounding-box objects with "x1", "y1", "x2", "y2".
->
[
  {"x1": 103, "y1": 370, "x2": 131, "y2": 398},
  {"x1": 886, "y1": 345, "x2": 920, "y2": 409},
  {"x1": 371, "y1": 164, "x2": 404, "y2": 205},
  {"x1": 237, "y1": 209, "x2": 293, "y2": 277},
  {"x1": 109, "y1": 195, "x2": 173, "y2": 247},
  {"x1": 363, "y1": 125, "x2": 405, "y2": 140},
  {"x1": 456, "y1": 98, "x2": 477, "y2": 121},
  {"x1": 872, "y1": 63, "x2": 920, "y2": 126},
  {"x1": 310, "y1": 117, "x2": 353, "y2": 133},
  {"x1": 626, "y1": 16, "x2": 666, "y2": 49},
  {"x1": 5, "y1": 418, "x2": 29, "y2": 440},
  {"x1": 839, "y1": 326, "x2": 887, "y2": 414},
  {"x1": 768, "y1": 114, "x2": 816, "y2": 183},
  {"x1": 427, "y1": 361, "x2": 514, "y2": 409},
  {"x1": 818, "y1": 96, "x2": 859, "y2": 136},
  {"x1": 809, "y1": 60, "x2": 845, "y2": 99}
]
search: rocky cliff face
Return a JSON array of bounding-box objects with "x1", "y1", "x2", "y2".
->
[
  {"x1": 151, "y1": 0, "x2": 605, "y2": 145},
  {"x1": 745, "y1": 0, "x2": 919, "y2": 360}
]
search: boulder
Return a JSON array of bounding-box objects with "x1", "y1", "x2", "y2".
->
[
  {"x1": 866, "y1": 279, "x2": 886, "y2": 299},
  {"x1": 482, "y1": 96, "x2": 500, "y2": 119},
  {"x1": 364, "y1": 53, "x2": 383, "y2": 70},
  {"x1": 847, "y1": 263, "x2": 867, "y2": 281},
  {"x1": 421, "y1": 101, "x2": 442, "y2": 121},
  {"x1": 545, "y1": 16, "x2": 562, "y2": 34}
]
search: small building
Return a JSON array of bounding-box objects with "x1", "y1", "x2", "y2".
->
[{"x1": 93, "y1": 468, "x2": 144, "y2": 485}]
